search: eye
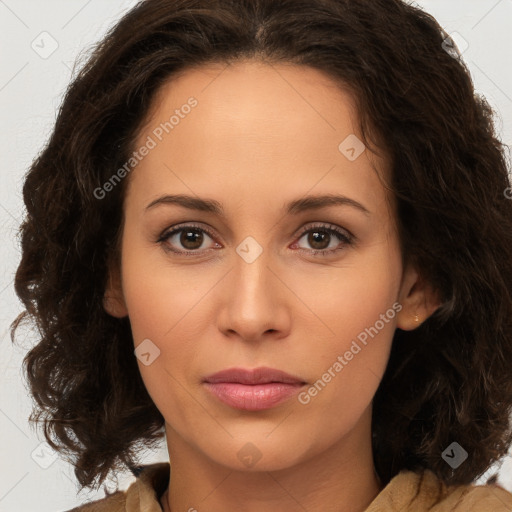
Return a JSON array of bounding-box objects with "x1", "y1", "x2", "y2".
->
[
  {"x1": 157, "y1": 222, "x2": 354, "y2": 257},
  {"x1": 157, "y1": 223, "x2": 219, "y2": 255},
  {"x1": 292, "y1": 223, "x2": 354, "y2": 257}
]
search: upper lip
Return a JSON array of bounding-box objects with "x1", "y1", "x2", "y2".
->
[{"x1": 203, "y1": 366, "x2": 306, "y2": 385}]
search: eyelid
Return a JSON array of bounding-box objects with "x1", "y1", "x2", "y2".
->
[
  {"x1": 157, "y1": 221, "x2": 355, "y2": 256},
  {"x1": 156, "y1": 222, "x2": 217, "y2": 247},
  {"x1": 295, "y1": 222, "x2": 354, "y2": 241}
]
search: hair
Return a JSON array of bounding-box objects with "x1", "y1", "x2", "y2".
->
[{"x1": 11, "y1": 0, "x2": 512, "y2": 493}]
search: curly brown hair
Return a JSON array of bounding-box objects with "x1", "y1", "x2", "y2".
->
[{"x1": 11, "y1": 0, "x2": 512, "y2": 493}]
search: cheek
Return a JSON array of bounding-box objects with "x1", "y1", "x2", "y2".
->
[
  {"x1": 120, "y1": 247, "x2": 204, "y2": 417},
  {"x1": 119, "y1": 233, "x2": 213, "y2": 394},
  {"x1": 292, "y1": 244, "x2": 401, "y2": 344},
  {"x1": 119, "y1": 227, "x2": 202, "y2": 342},
  {"x1": 293, "y1": 242, "x2": 401, "y2": 401}
]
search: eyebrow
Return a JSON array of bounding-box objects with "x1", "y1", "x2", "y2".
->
[{"x1": 145, "y1": 193, "x2": 371, "y2": 216}]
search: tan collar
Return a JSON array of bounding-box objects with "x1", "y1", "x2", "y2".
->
[{"x1": 80, "y1": 462, "x2": 512, "y2": 511}]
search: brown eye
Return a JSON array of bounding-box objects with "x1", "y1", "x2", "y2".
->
[
  {"x1": 294, "y1": 223, "x2": 354, "y2": 257},
  {"x1": 178, "y1": 229, "x2": 205, "y2": 250},
  {"x1": 158, "y1": 225, "x2": 218, "y2": 255},
  {"x1": 305, "y1": 230, "x2": 331, "y2": 250}
]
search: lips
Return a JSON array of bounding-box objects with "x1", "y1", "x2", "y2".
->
[
  {"x1": 203, "y1": 366, "x2": 306, "y2": 385},
  {"x1": 203, "y1": 367, "x2": 307, "y2": 411}
]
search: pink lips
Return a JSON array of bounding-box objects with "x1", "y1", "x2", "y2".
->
[{"x1": 203, "y1": 367, "x2": 306, "y2": 411}]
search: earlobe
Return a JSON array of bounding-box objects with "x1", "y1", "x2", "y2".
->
[
  {"x1": 103, "y1": 294, "x2": 128, "y2": 318},
  {"x1": 103, "y1": 268, "x2": 128, "y2": 318},
  {"x1": 396, "y1": 263, "x2": 441, "y2": 331}
]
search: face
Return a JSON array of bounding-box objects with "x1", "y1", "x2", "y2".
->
[{"x1": 104, "y1": 60, "x2": 432, "y2": 472}]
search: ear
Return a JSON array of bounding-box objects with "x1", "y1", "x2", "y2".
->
[
  {"x1": 103, "y1": 264, "x2": 128, "y2": 318},
  {"x1": 396, "y1": 262, "x2": 441, "y2": 330}
]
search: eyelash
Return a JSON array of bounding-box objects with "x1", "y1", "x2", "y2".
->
[{"x1": 156, "y1": 222, "x2": 354, "y2": 257}]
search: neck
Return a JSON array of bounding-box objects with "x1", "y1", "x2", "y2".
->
[
  {"x1": 160, "y1": 407, "x2": 383, "y2": 512},
  {"x1": 160, "y1": 488, "x2": 171, "y2": 512},
  {"x1": 161, "y1": 467, "x2": 381, "y2": 512}
]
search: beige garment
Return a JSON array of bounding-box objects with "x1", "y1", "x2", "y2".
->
[{"x1": 65, "y1": 462, "x2": 512, "y2": 511}]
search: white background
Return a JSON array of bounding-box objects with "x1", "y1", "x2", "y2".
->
[{"x1": 1, "y1": 1, "x2": 511, "y2": 510}]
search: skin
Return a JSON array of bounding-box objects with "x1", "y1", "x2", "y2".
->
[{"x1": 104, "y1": 59, "x2": 440, "y2": 512}]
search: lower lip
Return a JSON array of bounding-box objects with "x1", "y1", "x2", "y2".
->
[{"x1": 203, "y1": 382, "x2": 304, "y2": 411}]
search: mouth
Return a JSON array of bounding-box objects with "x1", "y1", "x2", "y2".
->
[
  {"x1": 204, "y1": 366, "x2": 306, "y2": 385},
  {"x1": 203, "y1": 366, "x2": 307, "y2": 411}
]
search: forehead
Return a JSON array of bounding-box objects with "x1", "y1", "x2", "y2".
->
[
  {"x1": 127, "y1": 60, "x2": 391, "y2": 216},
  {"x1": 140, "y1": 59, "x2": 359, "y2": 146}
]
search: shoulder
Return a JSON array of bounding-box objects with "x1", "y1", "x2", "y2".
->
[
  {"x1": 63, "y1": 462, "x2": 170, "y2": 512},
  {"x1": 64, "y1": 490, "x2": 126, "y2": 512},
  {"x1": 366, "y1": 468, "x2": 512, "y2": 512}
]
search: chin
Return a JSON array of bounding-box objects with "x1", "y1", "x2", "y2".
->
[{"x1": 198, "y1": 434, "x2": 314, "y2": 473}]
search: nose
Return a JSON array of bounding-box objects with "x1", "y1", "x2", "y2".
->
[{"x1": 216, "y1": 245, "x2": 291, "y2": 343}]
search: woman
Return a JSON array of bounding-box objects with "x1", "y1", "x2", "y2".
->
[{"x1": 11, "y1": 0, "x2": 512, "y2": 510}]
